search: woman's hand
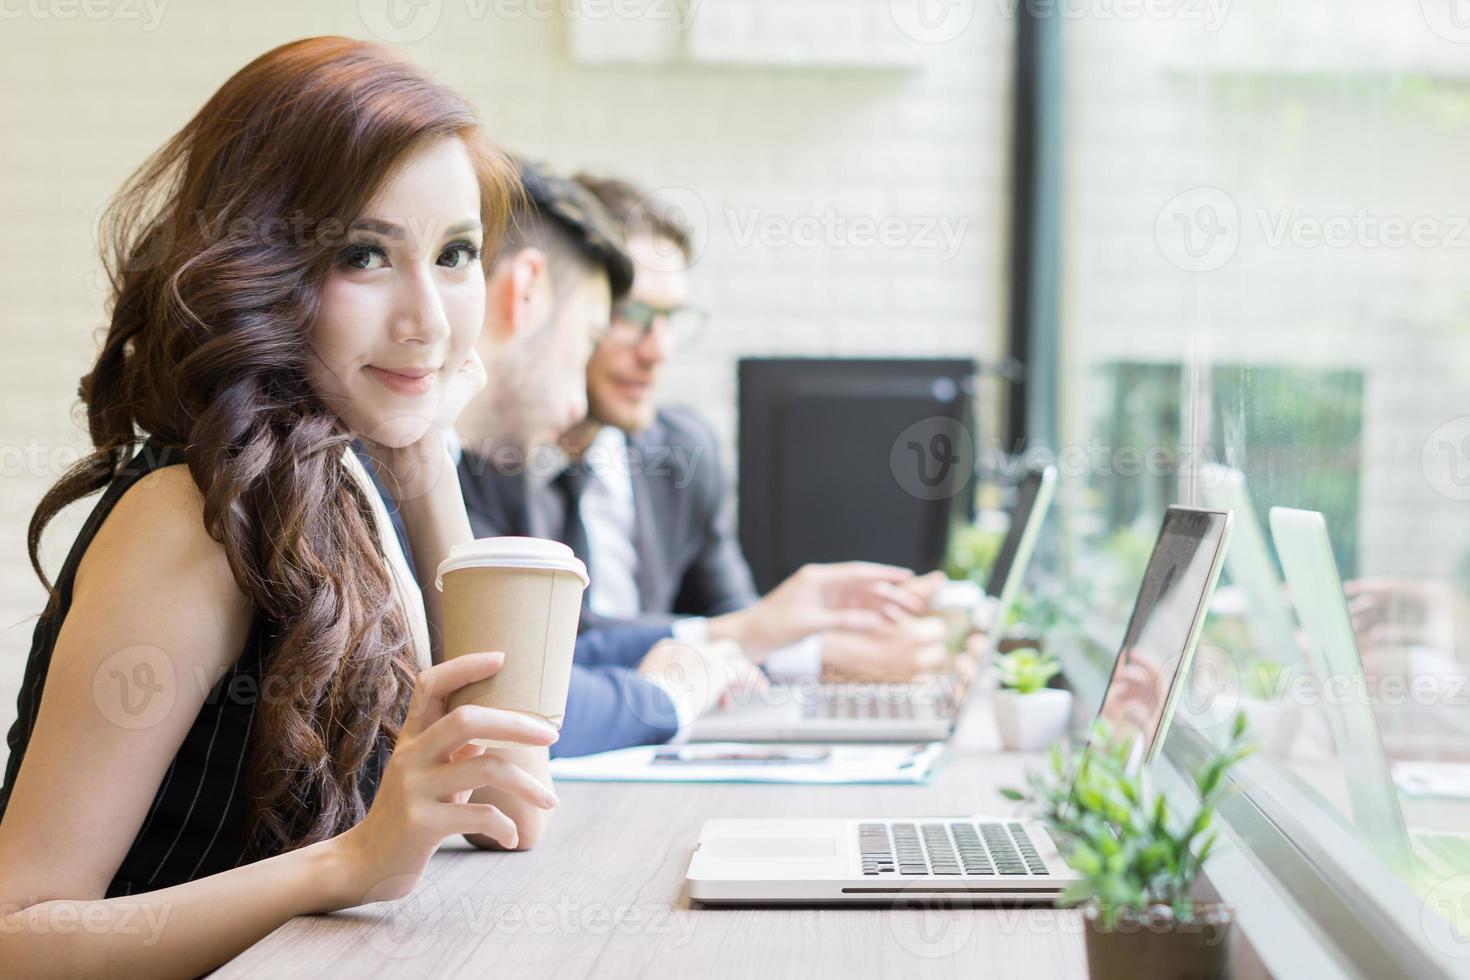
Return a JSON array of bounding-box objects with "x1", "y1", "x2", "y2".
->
[
  {"x1": 332, "y1": 651, "x2": 559, "y2": 904},
  {"x1": 429, "y1": 346, "x2": 489, "y2": 436}
]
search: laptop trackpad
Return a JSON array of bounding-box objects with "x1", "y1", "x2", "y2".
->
[{"x1": 706, "y1": 837, "x2": 838, "y2": 858}]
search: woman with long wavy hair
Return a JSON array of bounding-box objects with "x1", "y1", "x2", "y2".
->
[{"x1": 0, "y1": 36, "x2": 561, "y2": 977}]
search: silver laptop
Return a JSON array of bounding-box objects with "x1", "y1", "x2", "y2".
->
[
  {"x1": 686, "y1": 506, "x2": 1233, "y2": 905},
  {"x1": 1270, "y1": 507, "x2": 1470, "y2": 881},
  {"x1": 688, "y1": 465, "x2": 1057, "y2": 743}
]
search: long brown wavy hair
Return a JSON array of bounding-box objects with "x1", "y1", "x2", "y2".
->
[{"x1": 27, "y1": 37, "x2": 518, "y2": 856}]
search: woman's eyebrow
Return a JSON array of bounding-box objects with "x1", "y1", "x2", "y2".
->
[
  {"x1": 349, "y1": 217, "x2": 403, "y2": 238},
  {"x1": 348, "y1": 218, "x2": 483, "y2": 240},
  {"x1": 443, "y1": 219, "x2": 484, "y2": 237}
]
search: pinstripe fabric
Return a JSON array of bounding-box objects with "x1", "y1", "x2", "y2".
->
[{"x1": 0, "y1": 440, "x2": 390, "y2": 897}]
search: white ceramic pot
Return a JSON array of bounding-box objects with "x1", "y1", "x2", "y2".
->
[{"x1": 993, "y1": 688, "x2": 1073, "y2": 751}]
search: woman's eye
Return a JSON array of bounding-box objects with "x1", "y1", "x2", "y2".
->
[
  {"x1": 438, "y1": 242, "x2": 482, "y2": 270},
  {"x1": 340, "y1": 244, "x2": 388, "y2": 271}
]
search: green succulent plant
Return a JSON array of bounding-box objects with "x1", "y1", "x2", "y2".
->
[
  {"x1": 995, "y1": 647, "x2": 1061, "y2": 695},
  {"x1": 1001, "y1": 713, "x2": 1253, "y2": 928}
]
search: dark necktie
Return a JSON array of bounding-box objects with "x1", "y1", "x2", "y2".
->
[{"x1": 552, "y1": 466, "x2": 590, "y2": 567}]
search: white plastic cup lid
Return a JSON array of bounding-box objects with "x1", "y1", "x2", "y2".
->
[
  {"x1": 435, "y1": 537, "x2": 589, "y2": 591},
  {"x1": 930, "y1": 578, "x2": 984, "y2": 611}
]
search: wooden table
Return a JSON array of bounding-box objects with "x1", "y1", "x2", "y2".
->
[{"x1": 215, "y1": 710, "x2": 1096, "y2": 979}]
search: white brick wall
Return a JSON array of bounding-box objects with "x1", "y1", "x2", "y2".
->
[{"x1": 0, "y1": 2, "x2": 1014, "y2": 759}]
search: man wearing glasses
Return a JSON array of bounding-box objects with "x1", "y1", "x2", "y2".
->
[
  {"x1": 457, "y1": 173, "x2": 949, "y2": 684},
  {"x1": 451, "y1": 164, "x2": 932, "y2": 757}
]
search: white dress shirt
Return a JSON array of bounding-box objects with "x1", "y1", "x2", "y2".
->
[
  {"x1": 575, "y1": 427, "x2": 822, "y2": 683},
  {"x1": 452, "y1": 426, "x2": 822, "y2": 720},
  {"x1": 450, "y1": 428, "x2": 696, "y2": 732},
  {"x1": 579, "y1": 426, "x2": 643, "y2": 619}
]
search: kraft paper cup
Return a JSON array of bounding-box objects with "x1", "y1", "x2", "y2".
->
[{"x1": 435, "y1": 537, "x2": 588, "y2": 748}]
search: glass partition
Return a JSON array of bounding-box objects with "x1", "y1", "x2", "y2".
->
[{"x1": 1030, "y1": 0, "x2": 1470, "y2": 960}]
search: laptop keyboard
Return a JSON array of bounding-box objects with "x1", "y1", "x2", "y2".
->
[
  {"x1": 857, "y1": 821, "x2": 1051, "y2": 877},
  {"x1": 799, "y1": 686, "x2": 923, "y2": 721}
]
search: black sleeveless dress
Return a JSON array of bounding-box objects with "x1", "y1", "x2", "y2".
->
[{"x1": 0, "y1": 440, "x2": 390, "y2": 897}]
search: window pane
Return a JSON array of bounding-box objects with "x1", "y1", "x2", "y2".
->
[{"x1": 1048, "y1": 0, "x2": 1470, "y2": 942}]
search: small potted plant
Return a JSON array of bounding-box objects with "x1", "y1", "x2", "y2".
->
[
  {"x1": 943, "y1": 520, "x2": 1004, "y2": 587},
  {"x1": 992, "y1": 647, "x2": 1072, "y2": 751},
  {"x1": 998, "y1": 583, "x2": 1094, "y2": 654},
  {"x1": 1002, "y1": 714, "x2": 1253, "y2": 980}
]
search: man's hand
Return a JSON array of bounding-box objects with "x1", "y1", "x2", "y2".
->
[
  {"x1": 896, "y1": 570, "x2": 950, "y2": 610},
  {"x1": 1098, "y1": 647, "x2": 1164, "y2": 736},
  {"x1": 637, "y1": 639, "x2": 768, "y2": 722},
  {"x1": 707, "y1": 562, "x2": 923, "y2": 659},
  {"x1": 820, "y1": 616, "x2": 950, "y2": 683},
  {"x1": 1343, "y1": 577, "x2": 1458, "y2": 662}
]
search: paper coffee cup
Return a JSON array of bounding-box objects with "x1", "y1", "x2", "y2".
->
[
  {"x1": 435, "y1": 537, "x2": 588, "y2": 747},
  {"x1": 930, "y1": 579, "x2": 983, "y2": 654}
]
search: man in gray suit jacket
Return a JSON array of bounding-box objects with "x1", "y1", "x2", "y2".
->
[
  {"x1": 458, "y1": 174, "x2": 949, "y2": 683},
  {"x1": 457, "y1": 402, "x2": 756, "y2": 627}
]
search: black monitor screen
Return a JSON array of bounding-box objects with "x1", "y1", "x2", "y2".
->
[{"x1": 738, "y1": 358, "x2": 977, "y2": 593}]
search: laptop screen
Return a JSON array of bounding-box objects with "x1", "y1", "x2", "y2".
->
[
  {"x1": 985, "y1": 468, "x2": 1048, "y2": 599},
  {"x1": 1096, "y1": 507, "x2": 1231, "y2": 761},
  {"x1": 974, "y1": 467, "x2": 1056, "y2": 665}
]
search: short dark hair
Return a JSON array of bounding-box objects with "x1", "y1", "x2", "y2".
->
[
  {"x1": 574, "y1": 173, "x2": 694, "y2": 261},
  {"x1": 495, "y1": 160, "x2": 635, "y2": 299}
]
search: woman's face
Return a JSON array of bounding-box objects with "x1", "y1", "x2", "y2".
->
[{"x1": 309, "y1": 137, "x2": 486, "y2": 447}]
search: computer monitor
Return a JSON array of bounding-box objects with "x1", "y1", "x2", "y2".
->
[
  {"x1": 1096, "y1": 506, "x2": 1234, "y2": 765},
  {"x1": 737, "y1": 358, "x2": 978, "y2": 593}
]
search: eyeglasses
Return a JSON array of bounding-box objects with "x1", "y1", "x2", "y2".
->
[{"x1": 604, "y1": 298, "x2": 709, "y2": 349}]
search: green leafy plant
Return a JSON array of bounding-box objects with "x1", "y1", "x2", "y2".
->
[
  {"x1": 1003, "y1": 589, "x2": 1063, "y2": 634},
  {"x1": 944, "y1": 521, "x2": 1004, "y2": 587},
  {"x1": 1001, "y1": 713, "x2": 1253, "y2": 928},
  {"x1": 994, "y1": 647, "x2": 1061, "y2": 695},
  {"x1": 1239, "y1": 659, "x2": 1286, "y2": 702}
]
